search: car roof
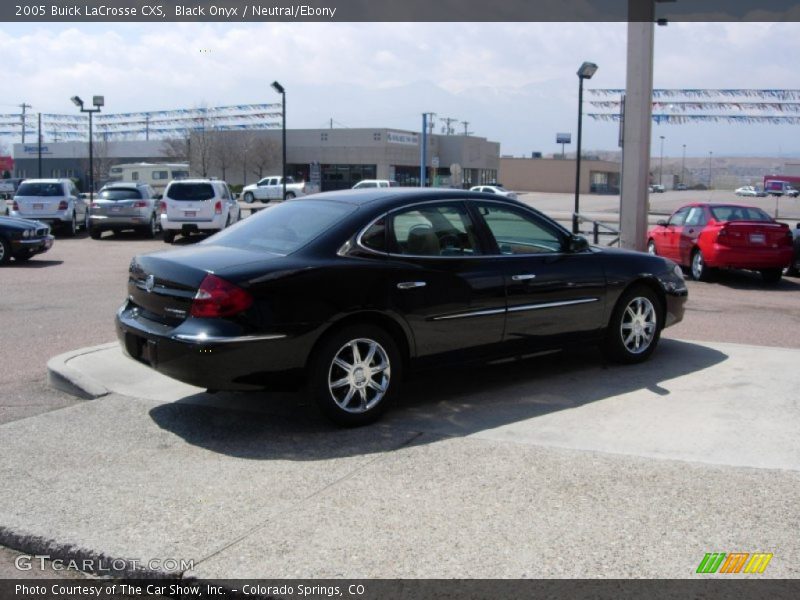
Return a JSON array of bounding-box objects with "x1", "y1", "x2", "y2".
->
[
  {"x1": 678, "y1": 202, "x2": 762, "y2": 209},
  {"x1": 102, "y1": 181, "x2": 147, "y2": 188},
  {"x1": 300, "y1": 188, "x2": 525, "y2": 212},
  {"x1": 17, "y1": 178, "x2": 66, "y2": 184}
]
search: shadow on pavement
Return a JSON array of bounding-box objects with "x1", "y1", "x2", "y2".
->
[
  {"x1": 6, "y1": 259, "x2": 63, "y2": 268},
  {"x1": 148, "y1": 338, "x2": 728, "y2": 460},
  {"x1": 698, "y1": 269, "x2": 800, "y2": 292}
]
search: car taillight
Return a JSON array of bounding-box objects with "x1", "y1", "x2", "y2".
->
[
  {"x1": 133, "y1": 201, "x2": 148, "y2": 208},
  {"x1": 190, "y1": 274, "x2": 253, "y2": 318},
  {"x1": 12, "y1": 201, "x2": 18, "y2": 211},
  {"x1": 214, "y1": 200, "x2": 222, "y2": 215},
  {"x1": 58, "y1": 200, "x2": 68, "y2": 210},
  {"x1": 160, "y1": 201, "x2": 167, "y2": 212},
  {"x1": 716, "y1": 226, "x2": 728, "y2": 242}
]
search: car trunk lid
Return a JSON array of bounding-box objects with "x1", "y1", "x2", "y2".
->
[{"x1": 718, "y1": 221, "x2": 790, "y2": 248}]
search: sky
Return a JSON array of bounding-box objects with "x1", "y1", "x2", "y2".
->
[{"x1": 1, "y1": 21, "x2": 799, "y2": 158}]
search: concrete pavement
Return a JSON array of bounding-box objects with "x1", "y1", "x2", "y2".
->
[{"x1": 0, "y1": 338, "x2": 797, "y2": 579}]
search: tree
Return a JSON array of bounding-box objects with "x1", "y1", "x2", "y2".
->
[
  {"x1": 161, "y1": 137, "x2": 190, "y2": 162},
  {"x1": 248, "y1": 135, "x2": 280, "y2": 180},
  {"x1": 209, "y1": 131, "x2": 240, "y2": 181}
]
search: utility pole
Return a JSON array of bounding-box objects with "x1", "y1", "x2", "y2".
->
[
  {"x1": 20, "y1": 103, "x2": 32, "y2": 143},
  {"x1": 442, "y1": 117, "x2": 458, "y2": 135},
  {"x1": 420, "y1": 112, "x2": 435, "y2": 187},
  {"x1": 37, "y1": 113, "x2": 42, "y2": 178},
  {"x1": 461, "y1": 121, "x2": 472, "y2": 136}
]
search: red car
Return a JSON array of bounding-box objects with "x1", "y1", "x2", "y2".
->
[{"x1": 647, "y1": 203, "x2": 793, "y2": 283}]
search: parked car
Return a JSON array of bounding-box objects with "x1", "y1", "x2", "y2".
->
[
  {"x1": 469, "y1": 185, "x2": 518, "y2": 200},
  {"x1": 10, "y1": 179, "x2": 89, "y2": 236},
  {"x1": 674, "y1": 183, "x2": 688, "y2": 191},
  {"x1": 352, "y1": 179, "x2": 399, "y2": 190},
  {"x1": 89, "y1": 182, "x2": 161, "y2": 239},
  {"x1": 241, "y1": 176, "x2": 306, "y2": 203},
  {"x1": 647, "y1": 203, "x2": 793, "y2": 283},
  {"x1": 650, "y1": 184, "x2": 665, "y2": 193},
  {"x1": 786, "y1": 223, "x2": 800, "y2": 277},
  {"x1": 735, "y1": 185, "x2": 759, "y2": 197},
  {"x1": 0, "y1": 216, "x2": 54, "y2": 265},
  {"x1": 160, "y1": 179, "x2": 240, "y2": 244},
  {"x1": 117, "y1": 189, "x2": 687, "y2": 426}
]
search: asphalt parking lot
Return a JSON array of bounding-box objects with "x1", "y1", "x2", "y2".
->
[{"x1": 1, "y1": 194, "x2": 799, "y2": 581}]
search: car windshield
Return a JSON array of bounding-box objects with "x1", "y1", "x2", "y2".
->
[
  {"x1": 493, "y1": 186, "x2": 509, "y2": 192},
  {"x1": 166, "y1": 183, "x2": 215, "y2": 201},
  {"x1": 208, "y1": 200, "x2": 357, "y2": 255},
  {"x1": 710, "y1": 206, "x2": 773, "y2": 222},
  {"x1": 16, "y1": 182, "x2": 63, "y2": 197},
  {"x1": 98, "y1": 189, "x2": 141, "y2": 201}
]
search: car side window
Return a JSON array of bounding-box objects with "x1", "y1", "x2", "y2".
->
[
  {"x1": 360, "y1": 217, "x2": 386, "y2": 252},
  {"x1": 684, "y1": 207, "x2": 706, "y2": 227},
  {"x1": 476, "y1": 203, "x2": 564, "y2": 255},
  {"x1": 390, "y1": 203, "x2": 480, "y2": 257},
  {"x1": 668, "y1": 207, "x2": 690, "y2": 226},
  {"x1": 483, "y1": 187, "x2": 495, "y2": 194}
]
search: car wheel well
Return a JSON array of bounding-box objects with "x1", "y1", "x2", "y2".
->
[
  {"x1": 615, "y1": 277, "x2": 667, "y2": 325},
  {"x1": 307, "y1": 312, "x2": 411, "y2": 373}
]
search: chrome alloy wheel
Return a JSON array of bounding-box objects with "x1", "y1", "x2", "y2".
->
[
  {"x1": 691, "y1": 251, "x2": 704, "y2": 280},
  {"x1": 327, "y1": 338, "x2": 391, "y2": 413},
  {"x1": 620, "y1": 296, "x2": 657, "y2": 355}
]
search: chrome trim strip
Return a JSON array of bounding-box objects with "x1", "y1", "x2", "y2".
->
[
  {"x1": 432, "y1": 307, "x2": 506, "y2": 321},
  {"x1": 511, "y1": 273, "x2": 537, "y2": 281},
  {"x1": 397, "y1": 281, "x2": 427, "y2": 289},
  {"x1": 171, "y1": 333, "x2": 287, "y2": 344},
  {"x1": 507, "y1": 298, "x2": 599, "y2": 313}
]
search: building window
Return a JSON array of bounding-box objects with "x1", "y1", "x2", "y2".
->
[
  {"x1": 153, "y1": 170, "x2": 168, "y2": 180},
  {"x1": 321, "y1": 133, "x2": 328, "y2": 142},
  {"x1": 373, "y1": 132, "x2": 381, "y2": 141},
  {"x1": 131, "y1": 171, "x2": 139, "y2": 181},
  {"x1": 51, "y1": 169, "x2": 60, "y2": 178}
]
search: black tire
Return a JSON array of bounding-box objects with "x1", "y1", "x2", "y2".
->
[
  {"x1": 646, "y1": 239, "x2": 657, "y2": 256},
  {"x1": 14, "y1": 251, "x2": 32, "y2": 262},
  {"x1": 285, "y1": 191, "x2": 296, "y2": 200},
  {"x1": 690, "y1": 248, "x2": 712, "y2": 281},
  {"x1": 308, "y1": 324, "x2": 402, "y2": 427},
  {"x1": 83, "y1": 210, "x2": 90, "y2": 231},
  {"x1": 761, "y1": 268, "x2": 782, "y2": 284},
  {"x1": 163, "y1": 230, "x2": 176, "y2": 244},
  {"x1": 243, "y1": 192, "x2": 255, "y2": 204},
  {"x1": 90, "y1": 227, "x2": 102, "y2": 240},
  {"x1": 65, "y1": 212, "x2": 78, "y2": 237},
  {"x1": 604, "y1": 284, "x2": 663, "y2": 364},
  {"x1": 259, "y1": 197, "x2": 270, "y2": 204},
  {"x1": 141, "y1": 214, "x2": 157, "y2": 239},
  {"x1": 0, "y1": 237, "x2": 11, "y2": 265}
]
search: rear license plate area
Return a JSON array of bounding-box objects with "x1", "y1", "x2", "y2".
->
[
  {"x1": 184, "y1": 211, "x2": 196, "y2": 217},
  {"x1": 33, "y1": 203, "x2": 43, "y2": 210},
  {"x1": 749, "y1": 233, "x2": 766, "y2": 244}
]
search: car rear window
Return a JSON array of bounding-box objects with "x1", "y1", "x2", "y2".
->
[
  {"x1": 710, "y1": 206, "x2": 773, "y2": 222},
  {"x1": 166, "y1": 183, "x2": 215, "y2": 201},
  {"x1": 208, "y1": 200, "x2": 357, "y2": 255},
  {"x1": 16, "y1": 182, "x2": 64, "y2": 197},
  {"x1": 98, "y1": 189, "x2": 142, "y2": 201}
]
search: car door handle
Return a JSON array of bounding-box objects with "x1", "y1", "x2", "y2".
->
[
  {"x1": 511, "y1": 274, "x2": 537, "y2": 281},
  {"x1": 397, "y1": 281, "x2": 426, "y2": 290}
]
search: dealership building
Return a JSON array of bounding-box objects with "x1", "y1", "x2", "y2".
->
[{"x1": 11, "y1": 128, "x2": 501, "y2": 191}]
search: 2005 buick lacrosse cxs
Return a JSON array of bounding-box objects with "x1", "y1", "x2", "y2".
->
[{"x1": 116, "y1": 189, "x2": 687, "y2": 425}]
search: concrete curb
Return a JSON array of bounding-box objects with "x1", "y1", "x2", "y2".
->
[{"x1": 46, "y1": 342, "x2": 117, "y2": 400}]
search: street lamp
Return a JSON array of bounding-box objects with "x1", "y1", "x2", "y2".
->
[
  {"x1": 71, "y1": 95, "x2": 104, "y2": 203},
  {"x1": 271, "y1": 81, "x2": 287, "y2": 200},
  {"x1": 681, "y1": 144, "x2": 686, "y2": 186},
  {"x1": 573, "y1": 61, "x2": 598, "y2": 234},
  {"x1": 659, "y1": 135, "x2": 665, "y2": 187}
]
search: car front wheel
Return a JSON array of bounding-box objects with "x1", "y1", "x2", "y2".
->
[
  {"x1": 690, "y1": 248, "x2": 711, "y2": 281},
  {"x1": 0, "y1": 238, "x2": 10, "y2": 265},
  {"x1": 647, "y1": 240, "x2": 657, "y2": 255},
  {"x1": 308, "y1": 324, "x2": 402, "y2": 426},
  {"x1": 604, "y1": 285, "x2": 662, "y2": 364},
  {"x1": 243, "y1": 192, "x2": 254, "y2": 204}
]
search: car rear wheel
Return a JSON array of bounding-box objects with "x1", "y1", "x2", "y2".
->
[
  {"x1": 66, "y1": 212, "x2": 78, "y2": 237},
  {"x1": 163, "y1": 230, "x2": 176, "y2": 244},
  {"x1": 690, "y1": 248, "x2": 711, "y2": 281},
  {"x1": 89, "y1": 227, "x2": 102, "y2": 240},
  {"x1": 604, "y1": 285, "x2": 662, "y2": 364},
  {"x1": 0, "y1": 238, "x2": 10, "y2": 265},
  {"x1": 83, "y1": 210, "x2": 90, "y2": 231},
  {"x1": 646, "y1": 240, "x2": 657, "y2": 256},
  {"x1": 761, "y1": 268, "x2": 782, "y2": 284},
  {"x1": 285, "y1": 192, "x2": 296, "y2": 200},
  {"x1": 308, "y1": 324, "x2": 402, "y2": 426},
  {"x1": 243, "y1": 192, "x2": 254, "y2": 204},
  {"x1": 142, "y1": 214, "x2": 157, "y2": 239}
]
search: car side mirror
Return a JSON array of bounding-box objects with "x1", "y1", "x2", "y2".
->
[
  {"x1": 569, "y1": 235, "x2": 589, "y2": 253},
  {"x1": 657, "y1": 219, "x2": 668, "y2": 227}
]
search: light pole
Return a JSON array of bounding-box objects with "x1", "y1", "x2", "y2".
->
[
  {"x1": 681, "y1": 144, "x2": 686, "y2": 186},
  {"x1": 271, "y1": 81, "x2": 286, "y2": 200},
  {"x1": 71, "y1": 95, "x2": 103, "y2": 203},
  {"x1": 659, "y1": 135, "x2": 665, "y2": 187},
  {"x1": 573, "y1": 61, "x2": 598, "y2": 234}
]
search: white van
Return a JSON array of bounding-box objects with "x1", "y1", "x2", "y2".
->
[
  {"x1": 160, "y1": 179, "x2": 240, "y2": 244},
  {"x1": 109, "y1": 163, "x2": 190, "y2": 194}
]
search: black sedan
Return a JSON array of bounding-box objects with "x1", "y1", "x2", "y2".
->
[
  {"x1": 116, "y1": 189, "x2": 687, "y2": 425},
  {"x1": 0, "y1": 216, "x2": 54, "y2": 265}
]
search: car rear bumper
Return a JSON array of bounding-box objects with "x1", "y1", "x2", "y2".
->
[
  {"x1": 90, "y1": 214, "x2": 152, "y2": 228},
  {"x1": 115, "y1": 301, "x2": 313, "y2": 391},
  {"x1": 160, "y1": 213, "x2": 226, "y2": 231},
  {"x1": 706, "y1": 244, "x2": 793, "y2": 269},
  {"x1": 10, "y1": 210, "x2": 72, "y2": 224}
]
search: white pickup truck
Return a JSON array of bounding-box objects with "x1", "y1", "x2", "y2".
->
[{"x1": 241, "y1": 176, "x2": 307, "y2": 203}]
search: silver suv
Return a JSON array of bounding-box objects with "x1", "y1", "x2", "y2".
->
[
  {"x1": 90, "y1": 182, "x2": 160, "y2": 239},
  {"x1": 11, "y1": 179, "x2": 89, "y2": 236}
]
